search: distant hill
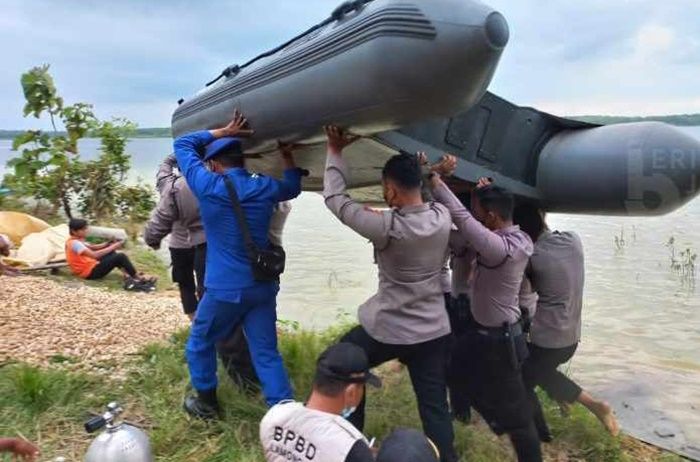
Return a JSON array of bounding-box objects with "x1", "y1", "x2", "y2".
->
[
  {"x1": 2, "y1": 114, "x2": 699, "y2": 141},
  {"x1": 0, "y1": 127, "x2": 172, "y2": 140},
  {"x1": 570, "y1": 114, "x2": 700, "y2": 126}
]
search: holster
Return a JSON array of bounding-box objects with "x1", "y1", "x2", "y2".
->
[{"x1": 503, "y1": 322, "x2": 529, "y2": 371}]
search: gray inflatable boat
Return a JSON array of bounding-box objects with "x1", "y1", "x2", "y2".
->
[
  {"x1": 172, "y1": 0, "x2": 509, "y2": 147},
  {"x1": 172, "y1": 0, "x2": 700, "y2": 216}
]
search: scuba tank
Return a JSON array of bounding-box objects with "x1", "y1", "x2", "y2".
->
[{"x1": 84, "y1": 402, "x2": 154, "y2": 462}]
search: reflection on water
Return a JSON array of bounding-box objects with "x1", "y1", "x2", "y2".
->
[{"x1": 2, "y1": 128, "x2": 699, "y2": 456}]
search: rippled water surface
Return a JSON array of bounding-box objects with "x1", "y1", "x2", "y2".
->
[{"x1": 2, "y1": 127, "x2": 699, "y2": 457}]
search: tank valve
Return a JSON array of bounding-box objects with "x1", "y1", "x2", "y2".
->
[{"x1": 84, "y1": 402, "x2": 124, "y2": 434}]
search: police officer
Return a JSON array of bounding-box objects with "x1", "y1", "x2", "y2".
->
[
  {"x1": 514, "y1": 204, "x2": 619, "y2": 440},
  {"x1": 323, "y1": 126, "x2": 457, "y2": 462},
  {"x1": 217, "y1": 201, "x2": 293, "y2": 392},
  {"x1": 145, "y1": 154, "x2": 207, "y2": 320},
  {"x1": 428, "y1": 157, "x2": 541, "y2": 462},
  {"x1": 260, "y1": 343, "x2": 379, "y2": 462},
  {"x1": 174, "y1": 111, "x2": 303, "y2": 418}
]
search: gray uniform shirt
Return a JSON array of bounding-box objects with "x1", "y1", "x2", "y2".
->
[
  {"x1": 144, "y1": 156, "x2": 206, "y2": 249},
  {"x1": 449, "y1": 230, "x2": 474, "y2": 296},
  {"x1": 432, "y1": 182, "x2": 533, "y2": 327},
  {"x1": 323, "y1": 151, "x2": 452, "y2": 345},
  {"x1": 529, "y1": 231, "x2": 584, "y2": 348}
]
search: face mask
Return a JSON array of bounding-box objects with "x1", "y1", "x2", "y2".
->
[{"x1": 341, "y1": 406, "x2": 357, "y2": 419}]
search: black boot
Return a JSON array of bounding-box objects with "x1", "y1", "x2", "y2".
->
[{"x1": 183, "y1": 388, "x2": 220, "y2": 420}]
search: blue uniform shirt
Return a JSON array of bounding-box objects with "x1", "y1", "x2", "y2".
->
[{"x1": 174, "y1": 131, "x2": 302, "y2": 291}]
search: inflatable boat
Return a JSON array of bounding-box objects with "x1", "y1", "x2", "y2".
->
[
  {"x1": 390, "y1": 92, "x2": 700, "y2": 216},
  {"x1": 172, "y1": 0, "x2": 509, "y2": 146},
  {"x1": 172, "y1": 0, "x2": 700, "y2": 216}
]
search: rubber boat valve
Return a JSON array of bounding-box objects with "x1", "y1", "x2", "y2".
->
[
  {"x1": 331, "y1": 0, "x2": 370, "y2": 20},
  {"x1": 85, "y1": 402, "x2": 124, "y2": 434}
]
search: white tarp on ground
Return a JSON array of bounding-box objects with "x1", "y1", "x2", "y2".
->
[{"x1": 11, "y1": 224, "x2": 70, "y2": 267}]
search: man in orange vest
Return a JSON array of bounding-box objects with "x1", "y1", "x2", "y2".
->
[{"x1": 65, "y1": 218, "x2": 155, "y2": 291}]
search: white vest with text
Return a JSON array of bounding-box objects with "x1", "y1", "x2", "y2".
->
[{"x1": 260, "y1": 401, "x2": 367, "y2": 462}]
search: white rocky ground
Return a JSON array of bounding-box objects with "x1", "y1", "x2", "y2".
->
[{"x1": 0, "y1": 276, "x2": 188, "y2": 371}]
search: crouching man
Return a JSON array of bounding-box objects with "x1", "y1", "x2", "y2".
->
[{"x1": 260, "y1": 343, "x2": 379, "y2": 462}]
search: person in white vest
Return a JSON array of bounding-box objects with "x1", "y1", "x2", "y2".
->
[{"x1": 260, "y1": 343, "x2": 381, "y2": 462}]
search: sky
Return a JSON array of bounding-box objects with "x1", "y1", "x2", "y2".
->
[{"x1": 1, "y1": 0, "x2": 699, "y2": 130}]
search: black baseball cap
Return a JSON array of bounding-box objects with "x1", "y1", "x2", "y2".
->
[
  {"x1": 316, "y1": 343, "x2": 382, "y2": 388},
  {"x1": 376, "y1": 428, "x2": 440, "y2": 462}
]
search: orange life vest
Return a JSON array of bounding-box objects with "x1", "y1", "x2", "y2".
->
[{"x1": 65, "y1": 237, "x2": 98, "y2": 278}]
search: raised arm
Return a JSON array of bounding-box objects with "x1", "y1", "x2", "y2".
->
[
  {"x1": 431, "y1": 176, "x2": 509, "y2": 266},
  {"x1": 174, "y1": 110, "x2": 255, "y2": 198},
  {"x1": 144, "y1": 183, "x2": 179, "y2": 250},
  {"x1": 275, "y1": 144, "x2": 303, "y2": 202},
  {"x1": 322, "y1": 126, "x2": 391, "y2": 246},
  {"x1": 156, "y1": 154, "x2": 178, "y2": 194},
  {"x1": 173, "y1": 130, "x2": 217, "y2": 198}
]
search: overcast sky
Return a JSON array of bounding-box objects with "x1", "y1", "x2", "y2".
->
[{"x1": 1, "y1": 0, "x2": 699, "y2": 129}]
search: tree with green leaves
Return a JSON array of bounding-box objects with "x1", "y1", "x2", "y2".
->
[{"x1": 3, "y1": 65, "x2": 155, "y2": 222}]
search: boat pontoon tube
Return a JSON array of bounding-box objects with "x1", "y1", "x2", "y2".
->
[
  {"x1": 172, "y1": 0, "x2": 509, "y2": 154},
  {"x1": 537, "y1": 122, "x2": 700, "y2": 216}
]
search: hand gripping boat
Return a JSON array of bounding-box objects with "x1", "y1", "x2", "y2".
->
[{"x1": 172, "y1": 0, "x2": 509, "y2": 188}]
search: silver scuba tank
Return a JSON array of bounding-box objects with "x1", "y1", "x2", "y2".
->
[{"x1": 84, "y1": 402, "x2": 154, "y2": 462}]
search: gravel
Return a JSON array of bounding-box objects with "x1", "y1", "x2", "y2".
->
[{"x1": 0, "y1": 276, "x2": 189, "y2": 371}]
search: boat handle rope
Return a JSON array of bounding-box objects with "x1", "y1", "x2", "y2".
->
[{"x1": 204, "y1": 0, "x2": 375, "y2": 88}]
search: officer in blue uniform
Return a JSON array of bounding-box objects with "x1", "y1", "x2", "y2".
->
[{"x1": 174, "y1": 111, "x2": 303, "y2": 419}]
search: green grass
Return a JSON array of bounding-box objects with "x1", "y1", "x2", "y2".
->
[
  {"x1": 47, "y1": 242, "x2": 172, "y2": 293},
  {"x1": 0, "y1": 329, "x2": 681, "y2": 462}
]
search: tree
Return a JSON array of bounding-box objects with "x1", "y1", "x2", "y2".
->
[{"x1": 4, "y1": 65, "x2": 155, "y2": 222}]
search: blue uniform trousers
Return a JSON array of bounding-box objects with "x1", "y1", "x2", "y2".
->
[{"x1": 185, "y1": 283, "x2": 293, "y2": 406}]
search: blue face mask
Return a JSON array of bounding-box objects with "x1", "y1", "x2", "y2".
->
[{"x1": 341, "y1": 406, "x2": 357, "y2": 419}]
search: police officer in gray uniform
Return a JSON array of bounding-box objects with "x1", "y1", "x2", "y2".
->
[
  {"x1": 514, "y1": 204, "x2": 619, "y2": 441},
  {"x1": 145, "y1": 154, "x2": 206, "y2": 319},
  {"x1": 260, "y1": 343, "x2": 379, "y2": 462},
  {"x1": 428, "y1": 158, "x2": 541, "y2": 462},
  {"x1": 323, "y1": 126, "x2": 457, "y2": 462}
]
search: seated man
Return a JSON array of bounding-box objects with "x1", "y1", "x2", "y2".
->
[
  {"x1": 259, "y1": 343, "x2": 379, "y2": 462},
  {"x1": 65, "y1": 218, "x2": 155, "y2": 290}
]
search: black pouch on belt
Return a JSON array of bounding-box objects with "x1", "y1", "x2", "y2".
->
[{"x1": 503, "y1": 322, "x2": 518, "y2": 371}]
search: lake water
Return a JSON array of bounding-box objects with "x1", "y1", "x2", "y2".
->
[{"x1": 2, "y1": 128, "x2": 699, "y2": 458}]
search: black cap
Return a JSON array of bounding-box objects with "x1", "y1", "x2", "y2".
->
[
  {"x1": 376, "y1": 428, "x2": 440, "y2": 462},
  {"x1": 316, "y1": 343, "x2": 382, "y2": 388}
]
